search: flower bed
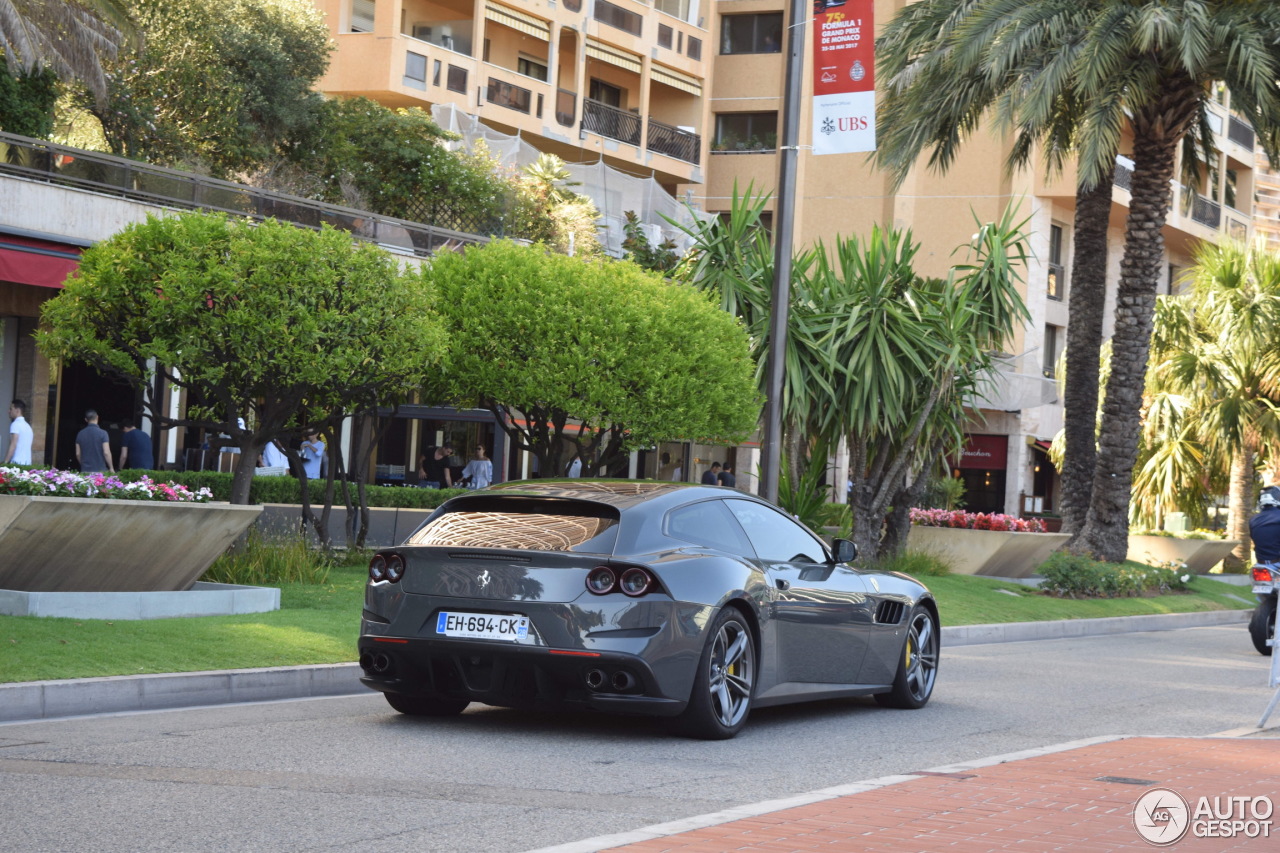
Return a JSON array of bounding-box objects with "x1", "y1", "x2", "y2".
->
[
  {"x1": 0, "y1": 467, "x2": 212, "y2": 502},
  {"x1": 910, "y1": 508, "x2": 1047, "y2": 533}
]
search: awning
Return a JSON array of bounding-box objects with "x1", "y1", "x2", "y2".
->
[
  {"x1": 485, "y1": 3, "x2": 550, "y2": 40},
  {"x1": 650, "y1": 65, "x2": 702, "y2": 97},
  {"x1": 586, "y1": 39, "x2": 642, "y2": 74},
  {"x1": 0, "y1": 234, "x2": 81, "y2": 289},
  {"x1": 1033, "y1": 439, "x2": 1053, "y2": 452}
]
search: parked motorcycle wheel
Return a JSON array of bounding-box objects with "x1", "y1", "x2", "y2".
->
[{"x1": 1250, "y1": 596, "x2": 1276, "y2": 656}]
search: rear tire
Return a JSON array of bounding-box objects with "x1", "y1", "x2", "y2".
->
[
  {"x1": 669, "y1": 608, "x2": 756, "y2": 740},
  {"x1": 384, "y1": 692, "x2": 470, "y2": 716},
  {"x1": 1250, "y1": 597, "x2": 1276, "y2": 656},
  {"x1": 875, "y1": 605, "x2": 939, "y2": 710}
]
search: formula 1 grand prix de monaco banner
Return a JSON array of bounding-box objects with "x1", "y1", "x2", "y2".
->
[{"x1": 812, "y1": 0, "x2": 875, "y2": 155}]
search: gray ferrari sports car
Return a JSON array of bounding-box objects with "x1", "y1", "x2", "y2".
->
[{"x1": 358, "y1": 480, "x2": 938, "y2": 739}]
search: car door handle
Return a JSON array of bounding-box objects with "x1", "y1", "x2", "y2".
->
[{"x1": 775, "y1": 579, "x2": 790, "y2": 591}]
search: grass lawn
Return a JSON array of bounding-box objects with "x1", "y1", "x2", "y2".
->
[{"x1": 0, "y1": 566, "x2": 1256, "y2": 684}]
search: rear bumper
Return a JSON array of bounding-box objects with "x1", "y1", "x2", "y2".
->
[{"x1": 358, "y1": 635, "x2": 688, "y2": 717}]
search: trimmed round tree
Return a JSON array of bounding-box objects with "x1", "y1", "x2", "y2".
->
[
  {"x1": 37, "y1": 211, "x2": 443, "y2": 504},
  {"x1": 422, "y1": 240, "x2": 759, "y2": 478}
]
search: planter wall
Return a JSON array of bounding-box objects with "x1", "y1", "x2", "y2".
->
[
  {"x1": 0, "y1": 495, "x2": 262, "y2": 593},
  {"x1": 1125, "y1": 535, "x2": 1241, "y2": 574},
  {"x1": 256, "y1": 503, "x2": 432, "y2": 549},
  {"x1": 908, "y1": 526, "x2": 1070, "y2": 578}
]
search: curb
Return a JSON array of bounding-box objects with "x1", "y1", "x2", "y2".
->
[
  {"x1": 0, "y1": 663, "x2": 363, "y2": 724},
  {"x1": 0, "y1": 608, "x2": 1254, "y2": 725}
]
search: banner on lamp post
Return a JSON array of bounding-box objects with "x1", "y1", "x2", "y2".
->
[{"x1": 812, "y1": 0, "x2": 875, "y2": 155}]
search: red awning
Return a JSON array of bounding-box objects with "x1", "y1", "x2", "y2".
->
[
  {"x1": 0, "y1": 234, "x2": 82, "y2": 289},
  {"x1": 1033, "y1": 439, "x2": 1053, "y2": 452}
]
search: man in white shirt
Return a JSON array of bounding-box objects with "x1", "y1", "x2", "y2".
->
[{"x1": 5, "y1": 399, "x2": 33, "y2": 466}]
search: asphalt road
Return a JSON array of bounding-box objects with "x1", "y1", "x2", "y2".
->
[{"x1": 0, "y1": 624, "x2": 1273, "y2": 853}]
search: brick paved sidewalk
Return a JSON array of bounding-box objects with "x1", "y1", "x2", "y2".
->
[{"x1": 608, "y1": 738, "x2": 1280, "y2": 852}]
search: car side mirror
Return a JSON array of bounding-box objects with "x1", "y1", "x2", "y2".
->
[{"x1": 831, "y1": 538, "x2": 857, "y2": 564}]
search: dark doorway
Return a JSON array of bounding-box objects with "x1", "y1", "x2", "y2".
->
[
  {"x1": 50, "y1": 361, "x2": 138, "y2": 471},
  {"x1": 957, "y1": 469, "x2": 1007, "y2": 515}
]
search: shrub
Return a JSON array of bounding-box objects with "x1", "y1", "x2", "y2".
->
[
  {"x1": 202, "y1": 529, "x2": 331, "y2": 586},
  {"x1": 866, "y1": 549, "x2": 952, "y2": 577},
  {"x1": 1038, "y1": 552, "x2": 1192, "y2": 598},
  {"x1": 909, "y1": 508, "x2": 1046, "y2": 533},
  {"x1": 113, "y1": 469, "x2": 464, "y2": 507}
]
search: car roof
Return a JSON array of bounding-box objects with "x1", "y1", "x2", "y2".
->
[{"x1": 485, "y1": 479, "x2": 737, "y2": 512}]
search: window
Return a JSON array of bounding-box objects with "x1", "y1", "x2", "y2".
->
[
  {"x1": 655, "y1": 0, "x2": 690, "y2": 20},
  {"x1": 349, "y1": 0, "x2": 374, "y2": 33},
  {"x1": 589, "y1": 79, "x2": 623, "y2": 108},
  {"x1": 721, "y1": 14, "x2": 783, "y2": 55},
  {"x1": 407, "y1": 500, "x2": 619, "y2": 553},
  {"x1": 487, "y1": 78, "x2": 532, "y2": 113},
  {"x1": 724, "y1": 500, "x2": 828, "y2": 564},
  {"x1": 1225, "y1": 168, "x2": 1238, "y2": 209},
  {"x1": 1047, "y1": 224, "x2": 1064, "y2": 300},
  {"x1": 713, "y1": 113, "x2": 777, "y2": 152},
  {"x1": 658, "y1": 23, "x2": 674, "y2": 50},
  {"x1": 594, "y1": 0, "x2": 642, "y2": 36},
  {"x1": 447, "y1": 65, "x2": 468, "y2": 94},
  {"x1": 666, "y1": 501, "x2": 754, "y2": 555},
  {"x1": 518, "y1": 56, "x2": 549, "y2": 82},
  {"x1": 686, "y1": 36, "x2": 702, "y2": 61},
  {"x1": 403, "y1": 52, "x2": 427, "y2": 89},
  {"x1": 432, "y1": 59, "x2": 442, "y2": 87},
  {"x1": 1043, "y1": 325, "x2": 1061, "y2": 379}
]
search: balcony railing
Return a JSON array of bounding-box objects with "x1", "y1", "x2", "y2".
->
[
  {"x1": 1228, "y1": 116, "x2": 1256, "y2": 150},
  {"x1": 0, "y1": 131, "x2": 487, "y2": 256},
  {"x1": 646, "y1": 118, "x2": 701, "y2": 165},
  {"x1": 556, "y1": 89, "x2": 576, "y2": 127},
  {"x1": 1188, "y1": 193, "x2": 1222, "y2": 228},
  {"x1": 583, "y1": 99, "x2": 642, "y2": 146},
  {"x1": 1113, "y1": 155, "x2": 1133, "y2": 191}
]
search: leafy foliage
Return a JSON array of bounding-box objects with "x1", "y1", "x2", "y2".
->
[
  {"x1": 622, "y1": 210, "x2": 679, "y2": 273},
  {"x1": 1039, "y1": 552, "x2": 1192, "y2": 599},
  {"x1": 422, "y1": 240, "x2": 759, "y2": 478},
  {"x1": 202, "y1": 529, "x2": 331, "y2": 586},
  {"x1": 36, "y1": 212, "x2": 444, "y2": 505},
  {"x1": 79, "y1": 0, "x2": 330, "y2": 177},
  {"x1": 110, "y1": 468, "x2": 465, "y2": 507},
  {"x1": 0, "y1": 58, "x2": 55, "y2": 135},
  {"x1": 864, "y1": 549, "x2": 952, "y2": 578}
]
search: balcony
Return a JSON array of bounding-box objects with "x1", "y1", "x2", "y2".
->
[
  {"x1": 1187, "y1": 191, "x2": 1222, "y2": 229},
  {"x1": 646, "y1": 118, "x2": 700, "y2": 165},
  {"x1": 583, "y1": 99, "x2": 642, "y2": 146}
]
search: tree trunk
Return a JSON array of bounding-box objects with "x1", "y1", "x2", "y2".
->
[
  {"x1": 881, "y1": 463, "x2": 933, "y2": 559},
  {"x1": 1059, "y1": 178, "x2": 1112, "y2": 533},
  {"x1": 229, "y1": 441, "x2": 264, "y2": 505},
  {"x1": 1071, "y1": 79, "x2": 1199, "y2": 562},
  {"x1": 1225, "y1": 447, "x2": 1255, "y2": 572}
]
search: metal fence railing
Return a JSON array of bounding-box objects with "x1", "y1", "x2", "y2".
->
[
  {"x1": 582, "y1": 99, "x2": 642, "y2": 146},
  {"x1": 646, "y1": 118, "x2": 701, "y2": 165},
  {"x1": 0, "y1": 131, "x2": 490, "y2": 256}
]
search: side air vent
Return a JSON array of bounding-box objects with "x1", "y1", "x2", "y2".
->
[
  {"x1": 875, "y1": 600, "x2": 906, "y2": 625},
  {"x1": 448, "y1": 552, "x2": 532, "y2": 562}
]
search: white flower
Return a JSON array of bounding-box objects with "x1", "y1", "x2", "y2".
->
[{"x1": 1181, "y1": 574, "x2": 1191, "y2": 583}]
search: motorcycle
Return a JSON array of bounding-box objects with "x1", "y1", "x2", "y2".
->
[{"x1": 1251, "y1": 561, "x2": 1280, "y2": 655}]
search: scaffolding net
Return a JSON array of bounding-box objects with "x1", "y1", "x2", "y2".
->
[{"x1": 432, "y1": 104, "x2": 710, "y2": 256}]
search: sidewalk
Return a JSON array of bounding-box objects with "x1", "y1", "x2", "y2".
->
[
  {"x1": 534, "y1": 736, "x2": 1280, "y2": 852},
  {"x1": 0, "y1": 609, "x2": 1250, "y2": 724}
]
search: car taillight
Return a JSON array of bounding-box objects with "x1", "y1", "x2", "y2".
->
[
  {"x1": 619, "y1": 567, "x2": 654, "y2": 597},
  {"x1": 386, "y1": 554, "x2": 405, "y2": 582},
  {"x1": 586, "y1": 566, "x2": 616, "y2": 595},
  {"x1": 369, "y1": 554, "x2": 387, "y2": 582},
  {"x1": 1255, "y1": 566, "x2": 1274, "y2": 583}
]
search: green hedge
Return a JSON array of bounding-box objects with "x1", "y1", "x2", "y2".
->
[{"x1": 113, "y1": 469, "x2": 465, "y2": 508}]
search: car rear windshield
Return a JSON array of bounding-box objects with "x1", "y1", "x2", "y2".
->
[{"x1": 405, "y1": 497, "x2": 620, "y2": 553}]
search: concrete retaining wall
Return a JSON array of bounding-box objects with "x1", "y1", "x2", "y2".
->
[{"x1": 0, "y1": 495, "x2": 261, "y2": 592}]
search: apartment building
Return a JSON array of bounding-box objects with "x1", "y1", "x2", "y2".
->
[{"x1": 312, "y1": 1, "x2": 1259, "y2": 513}]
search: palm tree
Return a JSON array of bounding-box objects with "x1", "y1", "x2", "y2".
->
[
  {"x1": 0, "y1": 0, "x2": 133, "y2": 102},
  {"x1": 878, "y1": 0, "x2": 1280, "y2": 561},
  {"x1": 1145, "y1": 243, "x2": 1280, "y2": 567}
]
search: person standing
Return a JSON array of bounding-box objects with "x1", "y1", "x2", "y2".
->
[
  {"x1": 566, "y1": 452, "x2": 583, "y2": 478},
  {"x1": 701, "y1": 461, "x2": 721, "y2": 485},
  {"x1": 118, "y1": 419, "x2": 153, "y2": 470},
  {"x1": 258, "y1": 438, "x2": 290, "y2": 472},
  {"x1": 5, "y1": 399, "x2": 33, "y2": 466},
  {"x1": 718, "y1": 464, "x2": 737, "y2": 488},
  {"x1": 419, "y1": 442, "x2": 454, "y2": 488},
  {"x1": 300, "y1": 429, "x2": 325, "y2": 480},
  {"x1": 75, "y1": 409, "x2": 113, "y2": 474},
  {"x1": 461, "y1": 444, "x2": 493, "y2": 490}
]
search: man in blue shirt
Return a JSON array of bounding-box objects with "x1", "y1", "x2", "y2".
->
[
  {"x1": 300, "y1": 429, "x2": 325, "y2": 480},
  {"x1": 118, "y1": 419, "x2": 154, "y2": 470},
  {"x1": 1251, "y1": 486, "x2": 1280, "y2": 564}
]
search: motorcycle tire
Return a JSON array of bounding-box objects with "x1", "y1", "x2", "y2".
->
[{"x1": 1250, "y1": 596, "x2": 1276, "y2": 656}]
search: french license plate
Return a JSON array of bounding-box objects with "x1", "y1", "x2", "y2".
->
[
  {"x1": 1254, "y1": 585, "x2": 1273, "y2": 596},
  {"x1": 436, "y1": 611, "x2": 530, "y2": 641}
]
